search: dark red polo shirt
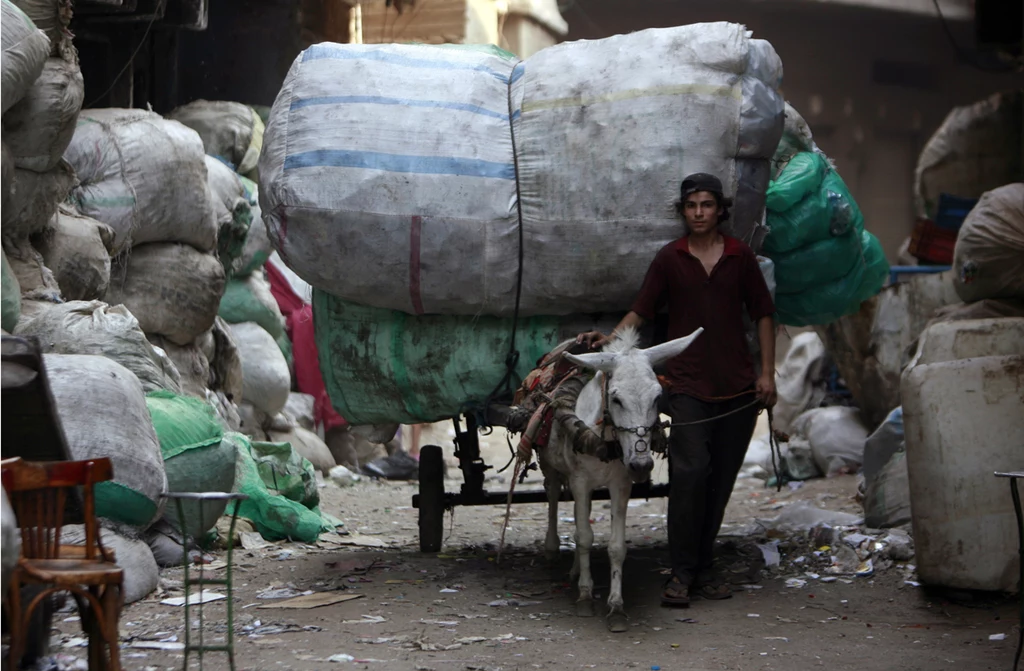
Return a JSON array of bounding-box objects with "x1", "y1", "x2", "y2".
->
[{"x1": 630, "y1": 235, "x2": 775, "y2": 401}]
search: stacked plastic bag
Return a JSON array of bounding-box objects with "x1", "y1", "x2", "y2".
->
[
  {"x1": 260, "y1": 23, "x2": 786, "y2": 424},
  {"x1": 762, "y1": 104, "x2": 889, "y2": 326}
]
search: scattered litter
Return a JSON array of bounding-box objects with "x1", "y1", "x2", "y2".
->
[
  {"x1": 457, "y1": 613, "x2": 489, "y2": 619},
  {"x1": 741, "y1": 585, "x2": 763, "y2": 590},
  {"x1": 417, "y1": 619, "x2": 458, "y2": 627},
  {"x1": 161, "y1": 590, "x2": 226, "y2": 606},
  {"x1": 439, "y1": 588, "x2": 460, "y2": 593},
  {"x1": 256, "y1": 587, "x2": 311, "y2": 600},
  {"x1": 757, "y1": 541, "x2": 781, "y2": 567},
  {"x1": 258, "y1": 592, "x2": 364, "y2": 610},
  {"x1": 820, "y1": 577, "x2": 838, "y2": 583},
  {"x1": 328, "y1": 655, "x2": 355, "y2": 663},
  {"x1": 676, "y1": 618, "x2": 698, "y2": 624},
  {"x1": 63, "y1": 638, "x2": 88, "y2": 648},
  {"x1": 239, "y1": 532, "x2": 273, "y2": 550},
  {"x1": 455, "y1": 636, "x2": 489, "y2": 644},
  {"x1": 274, "y1": 550, "x2": 295, "y2": 561},
  {"x1": 990, "y1": 633, "x2": 1006, "y2": 641},
  {"x1": 904, "y1": 580, "x2": 921, "y2": 588},
  {"x1": 325, "y1": 534, "x2": 390, "y2": 549},
  {"x1": 856, "y1": 559, "x2": 874, "y2": 577},
  {"x1": 488, "y1": 599, "x2": 542, "y2": 607},
  {"x1": 785, "y1": 578, "x2": 807, "y2": 589},
  {"x1": 842, "y1": 533, "x2": 875, "y2": 548},
  {"x1": 341, "y1": 615, "x2": 387, "y2": 624},
  {"x1": 792, "y1": 556, "x2": 806, "y2": 565},
  {"x1": 329, "y1": 465, "x2": 362, "y2": 487},
  {"x1": 128, "y1": 641, "x2": 186, "y2": 651},
  {"x1": 805, "y1": 572, "x2": 821, "y2": 580},
  {"x1": 765, "y1": 637, "x2": 789, "y2": 642},
  {"x1": 747, "y1": 613, "x2": 760, "y2": 618},
  {"x1": 776, "y1": 617, "x2": 798, "y2": 624}
]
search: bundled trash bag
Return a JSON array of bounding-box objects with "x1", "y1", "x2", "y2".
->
[
  {"x1": 148, "y1": 335, "x2": 210, "y2": 399},
  {"x1": 14, "y1": 300, "x2": 182, "y2": 393},
  {"x1": 233, "y1": 177, "x2": 271, "y2": 277},
  {"x1": 205, "y1": 155, "x2": 253, "y2": 276},
  {"x1": 230, "y1": 322, "x2": 291, "y2": 417},
  {"x1": 227, "y1": 433, "x2": 326, "y2": 543},
  {"x1": 218, "y1": 272, "x2": 287, "y2": 350},
  {"x1": 267, "y1": 426, "x2": 335, "y2": 475},
  {"x1": 63, "y1": 524, "x2": 160, "y2": 604},
  {"x1": 1, "y1": 249, "x2": 21, "y2": 332},
  {"x1": 862, "y1": 408, "x2": 911, "y2": 529},
  {"x1": 166, "y1": 100, "x2": 265, "y2": 178},
  {"x1": 791, "y1": 406, "x2": 868, "y2": 477},
  {"x1": 34, "y1": 205, "x2": 115, "y2": 300},
  {"x1": 146, "y1": 391, "x2": 235, "y2": 537},
  {"x1": 952, "y1": 183, "x2": 1024, "y2": 303},
  {"x1": 1, "y1": 0, "x2": 49, "y2": 114},
  {"x1": 3, "y1": 160, "x2": 75, "y2": 240},
  {"x1": 45, "y1": 354, "x2": 167, "y2": 527}
]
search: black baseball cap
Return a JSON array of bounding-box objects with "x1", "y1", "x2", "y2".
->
[{"x1": 679, "y1": 173, "x2": 724, "y2": 199}]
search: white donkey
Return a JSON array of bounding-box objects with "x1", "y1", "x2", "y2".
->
[{"x1": 538, "y1": 326, "x2": 704, "y2": 632}]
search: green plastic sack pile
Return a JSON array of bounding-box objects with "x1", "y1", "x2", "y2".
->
[
  {"x1": 226, "y1": 432, "x2": 334, "y2": 543},
  {"x1": 763, "y1": 152, "x2": 889, "y2": 326},
  {"x1": 146, "y1": 391, "x2": 236, "y2": 537}
]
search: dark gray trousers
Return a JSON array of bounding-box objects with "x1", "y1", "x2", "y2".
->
[{"x1": 667, "y1": 392, "x2": 760, "y2": 585}]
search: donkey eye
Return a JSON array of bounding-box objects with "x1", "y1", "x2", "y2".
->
[{"x1": 612, "y1": 397, "x2": 623, "y2": 406}]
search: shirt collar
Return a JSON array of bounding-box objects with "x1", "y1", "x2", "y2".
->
[{"x1": 675, "y1": 234, "x2": 742, "y2": 257}]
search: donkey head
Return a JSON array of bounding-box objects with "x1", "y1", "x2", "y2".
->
[{"x1": 564, "y1": 327, "x2": 704, "y2": 481}]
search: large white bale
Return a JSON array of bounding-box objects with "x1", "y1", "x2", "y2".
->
[
  {"x1": 952, "y1": 183, "x2": 1024, "y2": 303},
  {"x1": 64, "y1": 109, "x2": 218, "y2": 252},
  {"x1": 105, "y1": 243, "x2": 226, "y2": 346},
  {"x1": 15, "y1": 299, "x2": 182, "y2": 393},
  {"x1": 1, "y1": 0, "x2": 49, "y2": 114},
  {"x1": 45, "y1": 353, "x2": 168, "y2": 528},
  {"x1": 2, "y1": 160, "x2": 76, "y2": 240},
  {"x1": 260, "y1": 24, "x2": 784, "y2": 316},
  {"x1": 229, "y1": 321, "x2": 290, "y2": 417},
  {"x1": 4, "y1": 57, "x2": 84, "y2": 172}
]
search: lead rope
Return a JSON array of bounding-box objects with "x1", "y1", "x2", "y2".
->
[{"x1": 497, "y1": 455, "x2": 526, "y2": 564}]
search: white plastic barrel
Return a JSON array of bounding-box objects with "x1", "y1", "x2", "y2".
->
[
  {"x1": 902, "y1": 352, "x2": 1024, "y2": 592},
  {"x1": 909, "y1": 317, "x2": 1024, "y2": 369}
]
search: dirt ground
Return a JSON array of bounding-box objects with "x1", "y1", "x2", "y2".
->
[{"x1": 47, "y1": 421, "x2": 1019, "y2": 671}]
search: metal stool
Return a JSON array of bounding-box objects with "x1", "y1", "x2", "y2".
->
[
  {"x1": 162, "y1": 492, "x2": 248, "y2": 671},
  {"x1": 995, "y1": 471, "x2": 1024, "y2": 671}
]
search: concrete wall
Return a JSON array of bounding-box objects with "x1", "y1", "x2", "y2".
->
[{"x1": 560, "y1": 0, "x2": 1020, "y2": 262}]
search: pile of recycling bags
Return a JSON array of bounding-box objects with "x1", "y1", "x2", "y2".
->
[
  {"x1": 761, "y1": 104, "x2": 889, "y2": 326},
  {"x1": 1, "y1": 0, "x2": 341, "y2": 604}
]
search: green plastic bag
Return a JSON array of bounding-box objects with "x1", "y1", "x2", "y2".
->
[
  {"x1": 227, "y1": 433, "x2": 324, "y2": 543},
  {"x1": 219, "y1": 278, "x2": 283, "y2": 339},
  {"x1": 146, "y1": 391, "x2": 235, "y2": 537},
  {"x1": 764, "y1": 153, "x2": 862, "y2": 255},
  {"x1": 775, "y1": 230, "x2": 889, "y2": 327},
  {"x1": 770, "y1": 228, "x2": 864, "y2": 295},
  {"x1": 315, "y1": 290, "x2": 566, "y2": 425},
  {"x1": 1, "y1": 249, "x2": 21, "y2": 333}
]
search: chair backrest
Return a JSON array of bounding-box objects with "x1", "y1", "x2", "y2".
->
[{"x1": 1, "y1": 457, "x2": 114, "y2": 561}]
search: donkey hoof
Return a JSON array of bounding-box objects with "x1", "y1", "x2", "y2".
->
[
  {"x1": 607, "y1": 611, "x2": 629, "y2": 633},
  {"x1": 576, "y1": 599, "x2": 596, "y2": 617}
]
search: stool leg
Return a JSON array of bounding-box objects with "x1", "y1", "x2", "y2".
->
[
  {"x1": 225, "y1": 500, "x2": 242, "y2": 671},
  {"x1": 1010, "y1": 479, "x2": 1022, "y2": 671}
]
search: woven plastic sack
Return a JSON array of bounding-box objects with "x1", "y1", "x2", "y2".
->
[
  {"x1": 1, "y1": 0, "x2": 49, "y2": 114},
  {"x1": 218, "y1": 273, "x2": 285, "y2": 342},
  {"x1": 35, "y1": 205, "x2": 115, "y2": 300},
  {"x1": 14, "y1": 300, "x2": 182, "y2": 393},
  {"x1": 233, "y1": 176, "x2": 272, "y2": 277},
  {"x1": 205, "y1": 156, "x2": 253, "y2": 277},
  {"x1": 146, "y1": 391, "x2": 234, "y2": 537},
  {"x1": 3, "y1": 160, "x2": 76, "y2": 240},
  {"x1": 771, "y1": 227, "x2": 863, "y2": 295},
  {"x1": 166, "y1": 100, "x2": 265, "y2": 177},
  {"x1": 952, "y1": 183, "x2": 1024, "y2": 303},
  {"x1": 46, "y1": 353, "x2": 167, "y2": 527},
  {"x1": 4, "y1": 57, "x2": 83, "y2": 172},
  {"x1": 230, "y1": 321, "x2": 291, "y2": 417},
  {"x1": 1, "y1": 249, "x2": 21, "y2": 332},
  {"x1": 227, "y1": 433, "x2": 324, "y2": 542}
]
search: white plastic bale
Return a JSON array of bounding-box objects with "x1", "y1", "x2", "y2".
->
[
  {"x1": 209, "y1": 316, "x2": 243, "y2": 402},
  {"x1": 791, "y1": 406, "x2": 869, "y2": 478},
  {"x1": 0, "y1": 0, "x2": 49, "y2": 114},
  {"x1": 204, "y1": 155, "x2": 252, "y2": 230},
  {"x1": 11, "y1": 0, "x2": 72, "y2": 59},
  {"x1": 45, "y1": 353, "x2": 168, "y2": 529},
  {"x1": 14, "y1": 299, "x2": 183, "y2": 393},
  {"x1": 230, "y1": 322, "x2": 291, "y2": 417},
  {"x1": 35, "y1": 205, "x2": 114, "y2": 300},
  {"x1": 105, "y1": 243, "x2": 226, "y2": 346},
  {"x1": 2, "y1": 160, "x2": 76, "y2": 240},
  {"x1": 64, "y1": 109, "x2": 219, "y2": 252},
  {"x1": 4, "y1": 57, "x2": 84, "y2": 172},
  {"x1": 148, "y1": 334, "x2": 211, "y2": 399},
  {"x1": 267, "y1": 426, "x2": 336, "y2": 474},
  {"x1": 260, "y1": 25, "x2": 783, "y2": 316},
  {"x1": 63, "y1": 525, "x2": 160, "y2": 603}
]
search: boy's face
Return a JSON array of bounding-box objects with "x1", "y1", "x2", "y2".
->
[{"x1": 683, "y1": 191, "x2": 721, "y2": 235}]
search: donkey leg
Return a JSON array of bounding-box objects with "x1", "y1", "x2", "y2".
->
[
  {"x1": 570, "y1": 479, "x2": 595, "y2": 617},
  {"x1": 606, "y1": 478, "x2": 631, "y2": 633},
  {"x1": 544, "y1": 474, "x2": 561, "y2": 562}
]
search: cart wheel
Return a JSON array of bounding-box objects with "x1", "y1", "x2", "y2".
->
[{"x1": 418, "y1": 444, "x2": 446, "y2": 553}]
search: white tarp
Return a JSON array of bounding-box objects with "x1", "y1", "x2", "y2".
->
[{"x1": 260, "y1": 24, "x2": 784, "y2": 316}]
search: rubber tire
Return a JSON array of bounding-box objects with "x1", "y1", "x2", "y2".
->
[{"x1": 418, "y1": 445, "x2": 445, "y2": 553}]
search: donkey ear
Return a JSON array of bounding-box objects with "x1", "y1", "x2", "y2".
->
[
  {"x1": 564, "y1": 350, "x2": 618, "y2": 374},
  {"x1": 642, "y1": 327, "x2": 704, "y2": 367}
]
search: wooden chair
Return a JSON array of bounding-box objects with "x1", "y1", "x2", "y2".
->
[{"x1": 2, "y1": 457, "x2": 123, "y2": 671}]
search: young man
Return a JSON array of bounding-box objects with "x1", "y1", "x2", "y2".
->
[{"x1": 578, "y1": 172, "x2": 777, "y2": 607}]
